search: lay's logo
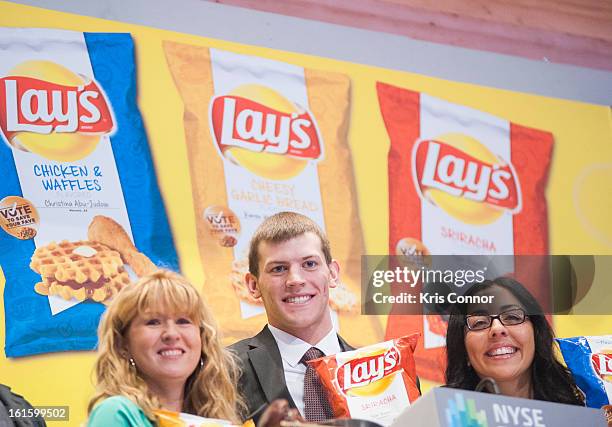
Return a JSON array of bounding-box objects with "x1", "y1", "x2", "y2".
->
[
  {"x1": 412, "y1": 134, "x2": 522, "y2": 225},
  {"x1": 591, "y1": 353, "x2": 612, "y2": 382},
  {"x1": 0, "y1": 76, "x2": 112, "y2": 135},
  {"x1": 0, "y1": 60, "x2": 115, "y2": 162},
  {"x1": 336, "y1": 346, "x2": 401, "y2": 394},
  {"x1": 211, "y1": 95, "x2": 321, "y2": 158},
  {"x1": 209, "y1": 84, "x2": 323, "y2": 180}
]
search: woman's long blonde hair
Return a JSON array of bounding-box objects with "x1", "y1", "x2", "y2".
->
[{"x1": 88, "y1": 270, "x2": 245, "y2": 423}]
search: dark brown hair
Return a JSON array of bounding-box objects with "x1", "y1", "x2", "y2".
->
[
  {"x1": 248, "y1": 212, "x2": 332, "y2": 277},
  {"x1": 445, "y1": 277, "x2": 584, "y2": 406}
]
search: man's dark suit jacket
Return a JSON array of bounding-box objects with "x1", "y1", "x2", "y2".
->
[{"x1": 228, "y1": 325, "x2": 353, "y2": 424}]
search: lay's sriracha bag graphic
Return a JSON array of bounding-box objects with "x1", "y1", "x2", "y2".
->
[
  {"x1": 0, "y1": 28, "x2": 177, "y2": 357},
  {"x1": 377, "y1": 82, "x2": 554, "y2": 381},
  {"x1": 558, "y1": 335, "x2": 612, "y2": 408},
  {"x1": 309, "y1": 334, "x2": 420, "y2": 426},
  {"x1": 163, "y1": 42, "x2": 380, "y2": 346}
]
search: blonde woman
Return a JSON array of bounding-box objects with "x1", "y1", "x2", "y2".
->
[{"x1": 87, "y1": 270, "x2": 245, "y2": 426}]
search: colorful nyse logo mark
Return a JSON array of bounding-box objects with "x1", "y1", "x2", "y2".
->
[{"x1": 445, "y1": 393, "x2": 488, "y2": 427}]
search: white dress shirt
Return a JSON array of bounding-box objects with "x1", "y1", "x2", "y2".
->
[{"x1": 268, "y1": 324, "x2": 342, "y2": 417}]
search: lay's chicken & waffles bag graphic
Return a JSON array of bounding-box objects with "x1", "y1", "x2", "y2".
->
[
  {"x1": 377, "y1": 82, "x2": 554, "y2": 381},
  {"x1": 163, "y1": 42, "x2": 382, "y2": 346},
  {"x1": 0, "y1": 28, "x2": 178, "y2": 357}
]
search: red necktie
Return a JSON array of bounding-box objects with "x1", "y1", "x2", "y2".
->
[{"x1": 301, "y1": 347, "x2": 334, "y2": 422}]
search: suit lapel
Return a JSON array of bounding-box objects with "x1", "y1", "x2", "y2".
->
[
  {"x1": 246, "y1": 328, "x2": 353, "y2": 410},
  {"x1": 247, "y1": 326, "x2": 297, "y2": 408},
  {"x1": 338, "y1": 334, "x2": 354, "y2": 352}
]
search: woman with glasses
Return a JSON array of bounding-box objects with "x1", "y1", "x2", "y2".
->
[{"x1": 445, "y1": 277, "x2": 583, "y2": 405}]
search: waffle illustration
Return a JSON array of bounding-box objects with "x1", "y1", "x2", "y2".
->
[
  {"x1": 31, "y1": 215, "x2": 157, "y2": 303},
  {"x1": 31, "y1": 240, "x2": 131, "y2": 302}
]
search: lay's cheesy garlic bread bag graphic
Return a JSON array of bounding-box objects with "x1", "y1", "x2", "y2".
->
[
  {"x1": 377, "y1": 82, "x2": 554, "y2": 381},
  {"x1": 0, "y1": 29, "x2": 178, "y2": 357},
  {"x1": 163, "y1": 42, "x2": 379, "y2": 345},
  {"x1": 309, "y1": 334, "x2": 420, "y2": 426}
]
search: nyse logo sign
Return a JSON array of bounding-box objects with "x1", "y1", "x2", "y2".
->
[{"x1": 492, "y1": 404, "x2": 545, "y2": 427}]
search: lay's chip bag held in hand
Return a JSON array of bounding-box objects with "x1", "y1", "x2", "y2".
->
[
  {"x1": 558, "y1": 335, "x2": 612, "y2": 408},
  {"x1": 163, "y1": 42, "x2": 381, "y2": 346},
  {"x1": 155, "y1": 409, "x2": 239, "y2": 427},
  {"x1": 0, "y1": 28, "x2": 178, "y2": 357},
  {"x1": 308, "y1": 334, "x2": 420, "y2": 426}
]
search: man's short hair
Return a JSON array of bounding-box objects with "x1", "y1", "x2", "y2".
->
[{"x1": 248, "y1": 212, "x2": 332, "y2": 277}]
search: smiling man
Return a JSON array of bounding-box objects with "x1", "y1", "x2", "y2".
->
[{"x1": 229, "y1": 212, "x2": 352, "y2": 423}]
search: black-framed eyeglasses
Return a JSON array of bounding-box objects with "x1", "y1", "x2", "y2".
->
[{"x1": 465, "y1": 308, "x2": 527, "y2": 331}]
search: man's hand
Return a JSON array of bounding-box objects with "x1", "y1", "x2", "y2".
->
[{"x1": 257, "y1": 399, "x2": 305, "y2": 427}]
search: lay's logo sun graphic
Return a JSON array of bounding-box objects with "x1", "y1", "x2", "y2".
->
[
  {"x1": 0, "y1": 60, "x2": 115, "y2": 162},
  {"x1": 591, "y1": 352, "x2": 612, "y2": 383},
  {"x1": 336, "y1": 346, "x2": 401, "y2": 396},
  {"x1": 412, "y1": 133, "x2": 522, "y2": 225},
  {"x1": 209, "y1": 84, "x2": 322, "y2": 180}
]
